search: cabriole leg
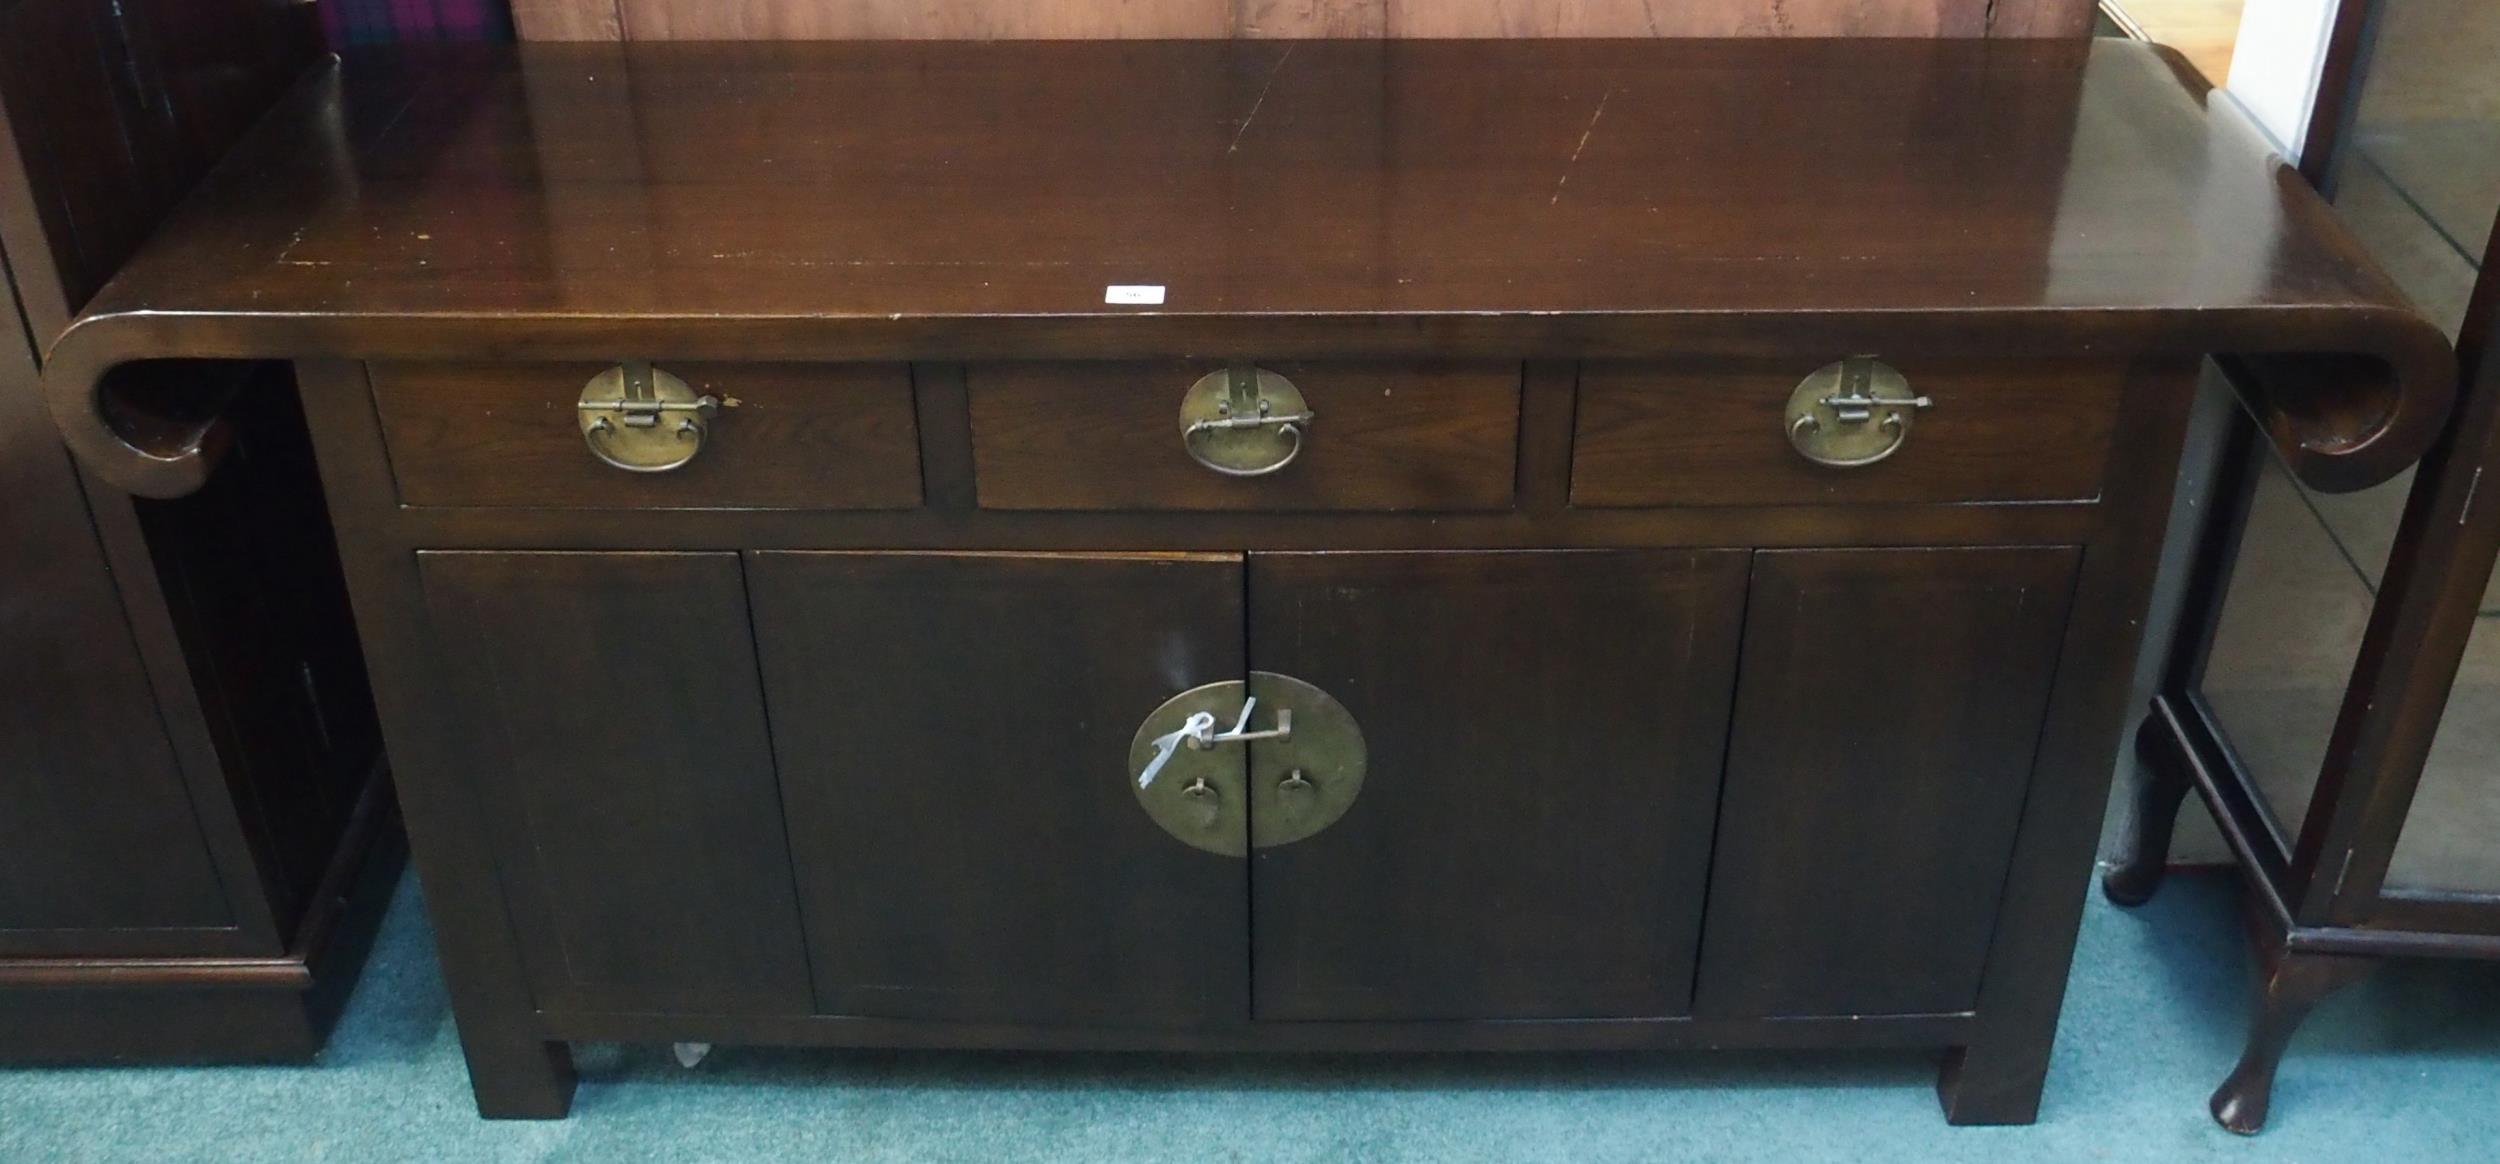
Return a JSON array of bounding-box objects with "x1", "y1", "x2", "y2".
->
[
  {"x1": 2103, "y1": 717, "x2": 2194, "y2": 907},
  {"x1": 2209, "y1": 948, "x2": 2375, "y2": 1134}
]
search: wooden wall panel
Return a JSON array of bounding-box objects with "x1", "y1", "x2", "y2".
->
[
  {"x1": 1984, "y1": 0, "x2": 2100, "y2": 37},
  {"x1": 509, "y1": 0, "x2": 623, "y2": 40},
  {"x1": 1386, "y1": 0, "x2": 1960, "y2": 38},
  {"x1": 520, "y1": 0, "x2": 2096, "y2": 42},
  {"x1": 609, "y1": 0, "x2": 1232, "y2": 41},
  {"x1": 1236, "y1": 0, "x2": 1384, "y2": 36}
]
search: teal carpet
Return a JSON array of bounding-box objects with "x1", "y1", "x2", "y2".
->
[{"x1": 4, "y1": 868, "x2": 2495, "y2": 1162}]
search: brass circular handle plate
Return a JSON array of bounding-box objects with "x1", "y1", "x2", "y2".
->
[
  {"x1": 1783, "y1": 357, "x2": 1931, "y2": 469},
  {"x1": 1178, "y1": 366, "x2": 1314, "y2": 478},
  {"x1": 1126, "y1": 671, "x2": 1365, "y2": 856},
  {"x1": 1245, "y1": 673, "x2": 1364, "y2": 851},
  {"x1": 579, "y1": 362, "x2": 721, "y2": 473},
  {"x1": 1129, "y1": 680, "x2": 1253, "y2": 857}
]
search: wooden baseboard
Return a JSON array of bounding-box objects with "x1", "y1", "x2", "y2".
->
[{"x1": 0, "y1": 762, "x2": 405, "y2": 1063}]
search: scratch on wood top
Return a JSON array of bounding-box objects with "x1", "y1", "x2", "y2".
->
[
  {"x1": 1228, "y1": 44, "x2": 1296, "y2": 155},
  {"x1": 1551, "y1": 86, "x2": 1616, "y2": 206}
]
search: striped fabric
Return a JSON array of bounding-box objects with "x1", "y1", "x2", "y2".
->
[{"x1": 321, "y1": 0, "x2": 514, "y2": 46}]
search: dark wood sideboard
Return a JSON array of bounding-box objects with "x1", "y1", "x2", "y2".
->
[
  {"x1": 0, "y1": 0, "x2": 395, "y2": 1060},
  {"x1": 40, "y1": 38, "x2": 2450, "y2": 1119}
]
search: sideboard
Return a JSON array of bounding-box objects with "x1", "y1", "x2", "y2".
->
[{"x1": 39, "y1": 38, "x2": 2451, "y2": 1121}]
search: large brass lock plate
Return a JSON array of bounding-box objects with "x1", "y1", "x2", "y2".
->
[
  {"x1": 1242, "y1": 672, "x2": 1365, "y2": 850},
  {"x1": 1128, "y1": 680, "x2": 1251, "y2": 857},
  {"x1": 578, "y1": 360, "x2": 721, "y2": 472},
  {"x1": 1128, "y1": 671, "x2": 1364, "y2": 856},
  {"x1": 1178, "y1": 365, "x2": 1314, "y2": 477},
  {"x1": 1784, "y1": 357, "x2": 1932, "y2": 468}
]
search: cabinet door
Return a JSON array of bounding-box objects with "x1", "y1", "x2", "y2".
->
[
  {"x1": 419, "y1": 552, "x2": 813, "y2": 1015},
  {"x1": 750, "y1": 552, "x2": 1248, "y2": 1028},
  {"x1": 0, "y1": 325, "x2": 229, "y2": 949},
  {"x1": 1246, "y1": 550, "x2": 1748, "y2": 1021},
  {"x1": 1695, "y1": 547, "x2": 2078, "y2": 1018}
]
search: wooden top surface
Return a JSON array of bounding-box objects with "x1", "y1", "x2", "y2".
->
[
  {"x1": 42, "y1": 38, "x2": 2453, "y2": 496},
  {"x1": 63, "y1": 37, "x2": 2418, "y2": 326}
]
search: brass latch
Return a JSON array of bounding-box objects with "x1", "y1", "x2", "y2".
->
[
  {"x1": 1137, "y1": 697, "x2": 1294, "y2": 789},
  {"x1": 578, "y1": 360, "x2": 722, "y2": 473},
  {"x1": 1127, "y1": 673, "x2": 1365, "y2": 857},
  {"x1": 1785, "y1": 356, "x2": 1932, "y2": 468}
]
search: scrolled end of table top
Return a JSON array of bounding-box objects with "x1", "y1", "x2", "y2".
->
[
  {"x1": 2218, "y1": 307, "x2": 2458, "y2": 495},
  {"x1": 38, "y1": 313, "x2": 278, "y2": 500}
]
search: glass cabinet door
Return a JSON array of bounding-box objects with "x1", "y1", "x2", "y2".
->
[{"x1": 2197, "y1": 0, "x2": 2500, "y2": 896}]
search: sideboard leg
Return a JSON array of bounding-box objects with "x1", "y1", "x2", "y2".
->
[
  {"x1": 2209, "y1": 947, "x2": 2375, "y2": 1134},
  {"x1": 1935, "y1": 1032, "x2": 2051, "y2": 1126},
  {"x1": 2103, "y1": 717, "x2": 2192, "y2": 907},
  {"x1": 462, "y1": 1032, "x2": 577, "y2": 1119}
]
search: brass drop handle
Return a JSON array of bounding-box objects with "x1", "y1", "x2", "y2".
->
[
  {"x1": 1784, "y1": 357, "x2": 1931, "y2": 468},
  {"x1": 1181, "y1": 777, "x2": 1223, "y2": 831},
  {"x1": 1179, "y1": 364, "x2": 1314, "y2": 478},
  {"x1": 1276, "y1": 769, "x2": 1318, "y2": 812},
  {"x1": 1183, "y1": 403, "x2": 1311, "y2": 477},
  {"x1": 579, "y1": 361, "x2": 722, "y2": 473}
]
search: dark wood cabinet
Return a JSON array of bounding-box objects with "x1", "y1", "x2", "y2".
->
[
  {"x1": 411, "y1": 540, "x2": 2068, "y2": 1034},
  {"x1": 0, "y1": 289, "x2": 235, "y2": 947},
  {"x1": 33, "y1": 40, "x2": 2450, "y2": 1124},
  {"x1": 0, "y1": 0, "x2": 395, "y2": 1060}
]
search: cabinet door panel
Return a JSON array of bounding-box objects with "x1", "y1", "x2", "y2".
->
[
  {"x1": 750, "y1": 552, "x2": 1248, "y2": 1028},
  {"x1": 1695, "y1": 547, "x2": 2078, "y2": 1018},
  {"x1": 0, "y1": 325, "x2": 228, "y2": 942},
  {"x1": 1247, "y1": 550, "x2": 1748, "y2": 1021},
  {"x1": 419, "y1": 551, "x2": 812, "y2": 1015}
]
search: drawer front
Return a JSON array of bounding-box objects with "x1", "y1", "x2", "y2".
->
[
  {"x1": 1572, "y1": 360, "x2": 2124, "y2": 507},
  {"x1": 372, "y1": 362, "x2": 921, "y2": 509},
  {"x1": 967, "y1": 361, "x2": 1521, "y2": 511}
]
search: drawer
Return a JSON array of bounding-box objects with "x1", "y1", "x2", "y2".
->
[
  {"x1": 966, "y1": 361, "x2": 1520, "y2": 511},
  {"x1": 1571, "y1": 360, "x2": 2124, "y2": 507},
  {"x1": 371, "y1": 362, "x2": 921, "y2": 509}
]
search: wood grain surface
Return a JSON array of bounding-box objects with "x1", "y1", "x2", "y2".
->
[
  {"x1": 967, "y1": 361, "x2": 1519, "y2": 511},
  {"x1": 373, "y1": 362, "x2": 921, "y2": 509},
  {"x1": 517, "y1": 0, "x2": 2096, "y2": 41},
  {"x1": 1572, "y1": 360, "x2": 2125, "y2": 507},
  {"x1": 1695, "y1": 547, "x2": 2080, "y2": 1018},
  {"x1": 419, "y1": 550, "x2": 815, "y2": 1017},
  {"x1": 43, "y1": 40, "x2": 2450, "y2": 499},
  {"x1": 1247, "y1": 549, "x2": 1748, "y2": 1021}
]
